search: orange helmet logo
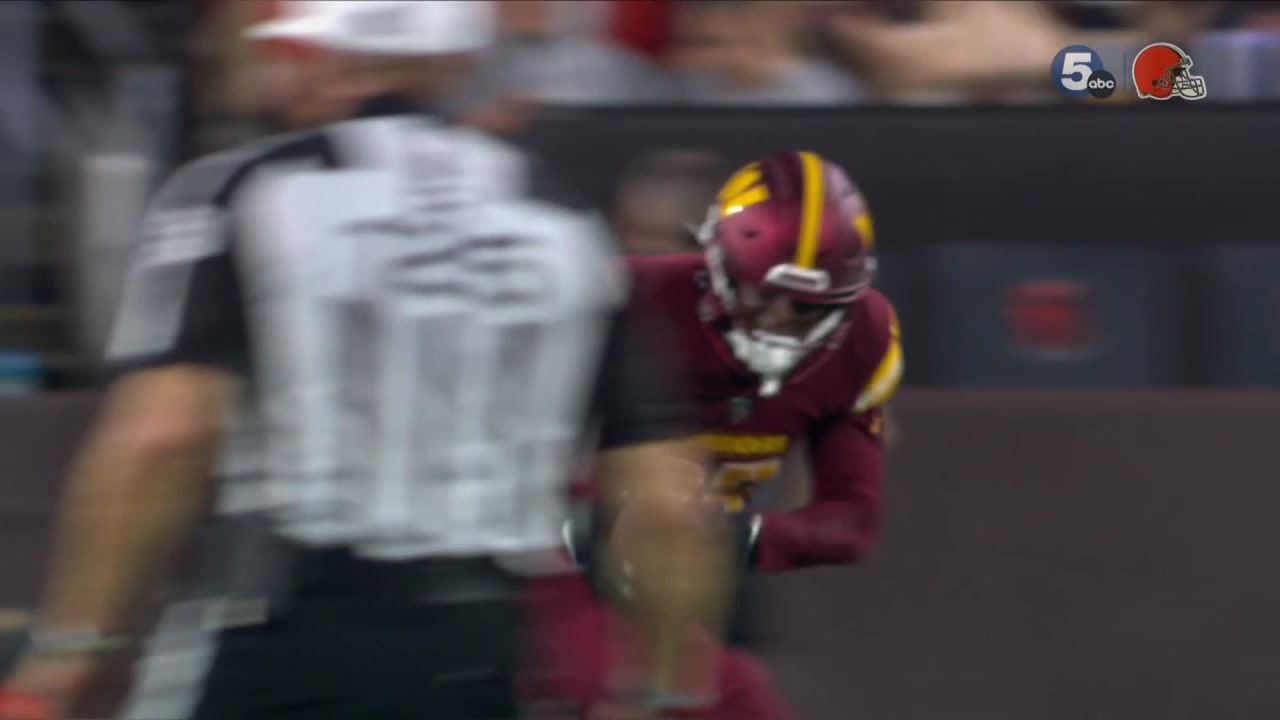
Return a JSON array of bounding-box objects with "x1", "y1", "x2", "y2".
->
[{"x1": 1131, "y1": 43, "x2": 1207, "y2": 101}]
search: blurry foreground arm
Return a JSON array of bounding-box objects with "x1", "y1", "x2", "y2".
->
[
  {"x1": 2, "y1": 176, "x2": 250, "y2": 716},
  {"x1": 589, "y1": 309, "x2": 734, "y2": 709},
  {"x1": 47, "y1": 367, "x2": 233, "y2": 634},
  {"x1": 2, "y1": 368, "x2": 234, "y2": 714}
]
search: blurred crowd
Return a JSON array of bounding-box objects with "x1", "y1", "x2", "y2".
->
[
  {"x1": 194, "y1": 0, "x2": 1280, "y2": 134},
  {"x1": 179, "y1": 0, "x2": 1280, "y2": 261}
]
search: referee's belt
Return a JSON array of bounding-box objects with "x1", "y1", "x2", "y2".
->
[{"x1": 280, "y1": 542, "x2": 525, "y2": 606}]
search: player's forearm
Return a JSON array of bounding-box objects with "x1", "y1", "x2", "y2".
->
[
  {"x1": 38, "y1": 438, "x2": 213, "y2": 638},
  {"x1": 33, "y1": 368, "x2": 228, "y2": 641},
  {"x1": 752, "y1": 415, "x2": 887, "y2": 571},
  {"x1": 598, "y1": 439, "x2": 732, "y2": 700},
  {"x1": 753, "y1": 499, "x2": 881, "y2": 572}
]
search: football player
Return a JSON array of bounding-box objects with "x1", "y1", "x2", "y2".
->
[
  {"x1": 538, "y1": 150, "x2": 898, "y2": 715},
  {"x1": 571, "y1": 150, "x2": 898, "y2": 585},
  {"x1": 628, "y1": 149, "x2": 901, "y2": 578}
]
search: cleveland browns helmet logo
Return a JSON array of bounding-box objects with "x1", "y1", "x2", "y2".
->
[{"x1": 1131, "y1": 43, "x2": 1207, "y2": 101}]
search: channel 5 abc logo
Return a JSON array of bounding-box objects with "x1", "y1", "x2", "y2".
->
[{"x1": 1051, "y1": 45, "x2": 1117, "y2": 99}]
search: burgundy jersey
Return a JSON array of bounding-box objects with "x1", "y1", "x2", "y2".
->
[{"x1": 626, "y1": 253, "x2": 903, "y2": 571}]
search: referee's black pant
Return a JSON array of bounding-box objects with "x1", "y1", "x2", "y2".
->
[{"x1": 191, "y1": 545, "x2": 529, "y2": 720}]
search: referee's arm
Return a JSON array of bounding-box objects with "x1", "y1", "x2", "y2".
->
[
  {"x1": 588, "y1": 308, "x2": 735, "y2": 706},
  {"x1": 2, "y1": 180, "x2": 249, "y2": 710}
]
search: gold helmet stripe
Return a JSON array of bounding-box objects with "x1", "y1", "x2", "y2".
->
[
  {"x1": 717, "y1": 162, "x2": 769, "y2": 217},
  {"x1": 854, "y1": 212, "x2": 875, "y2": 252},
  {"x1": 793, "y1": 151, "x2": 825, "y2": 268}
]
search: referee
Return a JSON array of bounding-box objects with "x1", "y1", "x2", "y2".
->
[{"x1": 0, "y1": 2, "x2": 729, "y2": 719}]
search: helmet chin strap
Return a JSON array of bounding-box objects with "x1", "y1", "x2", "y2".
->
[{"x1": 725, "y1": 309, "x2": 846, "y2": 397}]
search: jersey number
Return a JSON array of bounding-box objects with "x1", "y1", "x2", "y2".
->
[{"x1": 709, "y1": 458, "x2": 781, "y2": 512}]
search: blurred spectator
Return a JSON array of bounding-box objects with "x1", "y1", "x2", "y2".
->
[
  {"x1": 668, "y1": 1, "x2": 866, "y2": 106},
  {"x1": 443, "y1": 0, "x2": 671, "y2": 118},
  {"x1": 1232, "y1": 2, "x2": 1280, "y2": 30},
  {"x1": 823, "y1": 1, "x2": 1237, "y2": 105},
  {"x1": 612, "y1": 149, "x2": 728, "y2": 256},
  {"x1": 608, "y1": 0, "x2": 677, "y2": 60},
  {"x1": 0, "y1": 0, "x2": 42, "y2": 159},
  {"x1": 1052, "y1": 1, "x2": 1217, "y2": 31},
  {"x1": 1100, "y1": 1, "x2": 1225, "y2": 46},
  {"x1": 0, "y1": 0, "x2": 41, "y2": 306},
  {"x1": 824, "y1": 1, "x2": 1072, "y2": 104},
  {"x1": 189, "y1": 0, "x2": 300, "y2": 149}
]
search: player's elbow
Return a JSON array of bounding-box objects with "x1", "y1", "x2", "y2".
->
[
  {"x1": 825, "y1": 539, "x2": 866, "y2": 566},
  {"x1": 816, "y1": 504, "x2": 883, "y2": 565},
  {"x1": 816, "y1": 530, "x2": 872, "y2": 566},
  {"x1": 118, "y1": 408, "x2": 219, "y2": 461},
  {"x1": 768, "y1": 530, "x2": 867, "y2": 570},
  {"x1": 851, "y1": 511, "x2": 885, "y2": 562},
  {"x1": 99, "y1": 366, "x2": 232, "y2": 462}
]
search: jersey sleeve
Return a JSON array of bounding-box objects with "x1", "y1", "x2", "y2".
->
[
  {"x1": 104, "y1": 158, "x2": 253, "y2": 378},
  {"x1": 752, "y1": 413, "x2": 885, "y2": 571}
]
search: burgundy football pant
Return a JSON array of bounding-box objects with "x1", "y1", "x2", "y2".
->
[{"x1": 521, "y1": 572, "x2": 795, "y2": 720}]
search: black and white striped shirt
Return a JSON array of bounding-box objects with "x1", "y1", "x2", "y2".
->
[{"x1": 105, "y1": 98, "x2": 687, "y2": 561}]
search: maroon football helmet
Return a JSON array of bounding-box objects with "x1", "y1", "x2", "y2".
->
[{"x1": 695, "y1": 151, "x2": 876, "y2": 394}]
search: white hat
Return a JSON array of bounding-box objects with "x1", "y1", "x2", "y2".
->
[{"x1": 245, "y1": 1, "x2": 495, "y2": 56}]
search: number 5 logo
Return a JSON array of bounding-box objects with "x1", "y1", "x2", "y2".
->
[{"x1": 1051, "y1": 45, "x2": 1104, "y2": 99}]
